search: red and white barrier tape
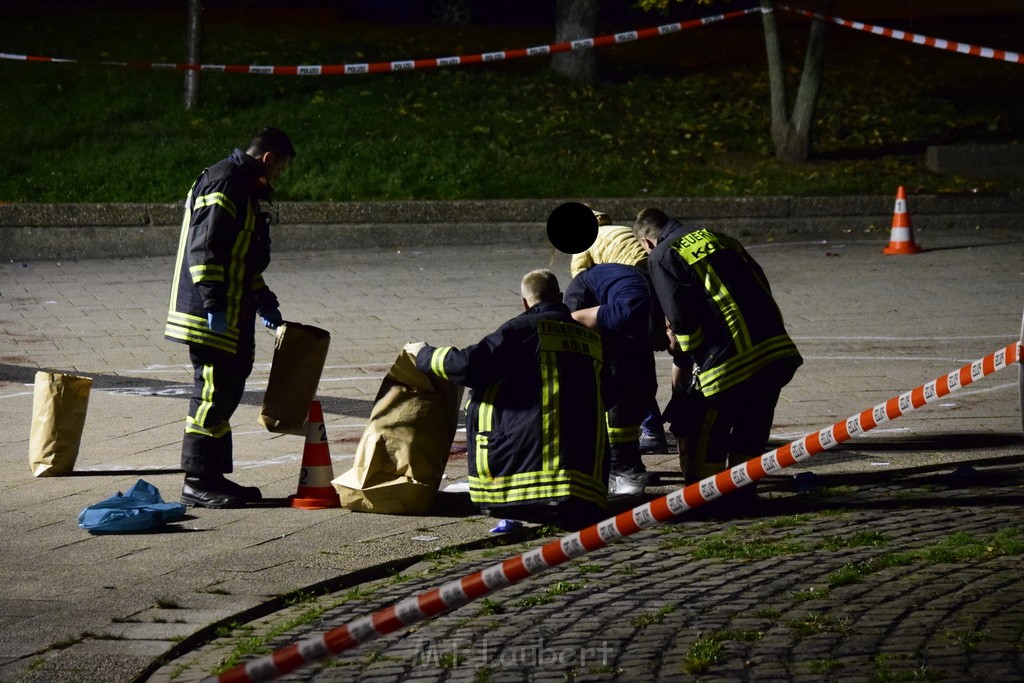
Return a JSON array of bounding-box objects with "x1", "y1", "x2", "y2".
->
[
  {"x1": 207, "y1": 340, "x2": 1022, "y2": 683},
  {"x1": 5, "y1": 6, "x2": 1019, "y2": 75},
  {"x1": 0, "y1": 8, "x2": 759, "y2": 75},
  {"x1": 777, "y1": 4, "x2": 1023, "y2": 64}
]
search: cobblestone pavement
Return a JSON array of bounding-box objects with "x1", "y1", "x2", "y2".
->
[{"x1": 162, "y1": 460, "x2": 1024, "y2": 682}]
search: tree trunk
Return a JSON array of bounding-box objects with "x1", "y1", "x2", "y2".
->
[
  {"x1": 760, "y1": 0, "x2": 832, "y2": 163},
  {"x1": 551, "y1": 0, "x2": 600, "y2": 82},
  {"x1": 184, "y1": 0, "x2": 203, "y2": 110}
]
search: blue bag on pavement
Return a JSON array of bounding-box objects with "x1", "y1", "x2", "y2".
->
[{"x1": 78, "y1": 479, "x2": 186, "y2": 534}]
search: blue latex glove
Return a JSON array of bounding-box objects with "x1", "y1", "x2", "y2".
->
[
  {"x1": 206, "y1": 310, "x2": 227, "y2": 333},
  {"x1": 489, "y1": 519, "x2": 523, "y2": 534},
  {"x1": 260, "y1": 307, "x2": 283, "y2": 330}
]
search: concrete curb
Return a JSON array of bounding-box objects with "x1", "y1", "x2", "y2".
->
[{"x1": 2, "y1": 193, "x2": 1022, "y2": 261}]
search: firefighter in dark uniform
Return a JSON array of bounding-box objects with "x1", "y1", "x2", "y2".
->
[
  {"x1": 414, "y1": 269, "x2": 611, "y2": 530},
  {"x1": 633, "y1": 207, "x2": 802, "y2": 493},
  {"x1": 165, "y1": 127, "x2": 295, "y2": 508},
  {"x1": 564, "y1": 263, "x2": 663, "y2": 497}
]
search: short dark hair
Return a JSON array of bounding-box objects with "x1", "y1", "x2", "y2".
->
[
  {"x1": 247, "y1": 127, "x2": 296, "y2": 158},
  {"x1": 521, "y1": 269, "x2": 561, "y2": 306},
  {"x1": 633, "y1": 207, "x2": 670, "y2": 241}
]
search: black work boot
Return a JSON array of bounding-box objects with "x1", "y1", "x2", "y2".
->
[{"x1": 181, "y1": 473, "x2": 262, "y2": 509}]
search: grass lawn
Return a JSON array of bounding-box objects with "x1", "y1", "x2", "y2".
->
[{"x1": 1, "y1": 4, "x2": 1022, "y2": 202}]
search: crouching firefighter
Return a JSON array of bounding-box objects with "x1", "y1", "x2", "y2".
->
[{"x1": 414, "y1": 269, "x2": 613, "y2": 531}]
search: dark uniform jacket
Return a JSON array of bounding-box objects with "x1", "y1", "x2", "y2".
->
[
  {"x1": 416, "y1": 302, "x2": 609, "y2": 510},
  {"x1": 165, "y1": 149, "x2": 279, "y2": 355},
  {"x1": 648, "y1": 220, "x2": 802, "y2": 397},
  {"x1": 564, "y1": 263, "x2": 658, "y2": 400}
]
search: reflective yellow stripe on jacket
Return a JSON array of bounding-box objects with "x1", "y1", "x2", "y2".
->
[
  {"x1": 194, "y1": 191, "x2": 236, "y2": 217},
  {"x1": 696, "y1": 334, "x2": 799, "y2": 395},
  {"x1": 672, "y1": 229, "x2": 798, "y2": 396},
  {"x1": 474, "y1": 384, "x2": 498, "y2": 481},
  {"x1": 165, "y1": 182, "x2": 258, "y2": 353},
  {"x1": 165, "y1": 311, "x2": 238, "y2": 353},
  {"x1": 429, "y1": 346, "x2": 453, "y2": 380},
  {"x1": 671, "y1": 229, "x2": 752, "y2": 355},
  {"x1": 225, "y1": 207, "x2": 255, "y2": 329},
  {"x1": 468, "y1": 468, "x2": 607, "y2": 508},
  {"x1": 466, "y1": 320, "x2": 607, "y2": 507}
]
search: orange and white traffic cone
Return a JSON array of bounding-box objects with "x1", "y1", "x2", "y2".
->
[
  {"x1": 289, "y1": 400, "x2": 341, "y2": 509},
  {"x1": 883, "y1": 186, "x2": 922, "y2": 255}
]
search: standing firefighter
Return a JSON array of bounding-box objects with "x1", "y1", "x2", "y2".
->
[
  {"x1": 165, "y1": 127, "x2": 295, "y2": 508},
  {"x1": 633, "y1": 207, "x2": 802, "y2": 504},
  {"x1": 414, "y1": 269, "x2": 611, "y2": 530}
]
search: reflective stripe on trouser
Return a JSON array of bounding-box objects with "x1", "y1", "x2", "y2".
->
[
  {"x1": 606, "y1": 400, "x2": 644, "y2": 473},
  {"x1": 181, "y1": 343, "x2": 254, "y2": 475},
  {"x1": 606, "y1": 362, "x2": 653, "y2": 472}
]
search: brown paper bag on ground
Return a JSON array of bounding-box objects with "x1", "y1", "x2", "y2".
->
[
  {"x1": 29, "y1": 371, "x2": 93, "y2": 477},
  {"x1": 333, "y1": 343, "x2": 462, "y2": 515},
  {"x1": 259, "y1": 322, "x2": 331, "y2": 435}
]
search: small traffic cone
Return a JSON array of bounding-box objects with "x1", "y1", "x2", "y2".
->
[
  {"x1": 883, "y1": 186, "x2": 922, "y2": 255},
  {"x1": 289, "y1": 400, "x2": 341, "y2": 509}
]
